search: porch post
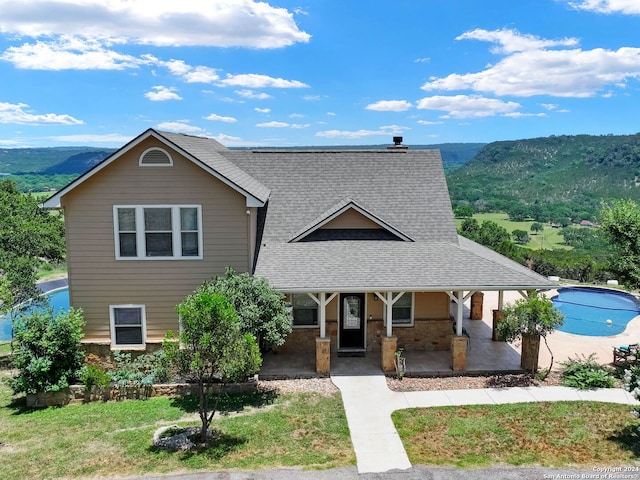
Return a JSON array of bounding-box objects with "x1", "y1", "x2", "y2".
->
[
  {"x1": 308, "y1": 292, "x2": 337, "y2": 375},
  {"x1": 450, "y1": 291, "x2": 467, "y2": 370},
  {"x1": 386, "y1": 291, "x2": 394, "y2": 337},
  {"x1": 319, "y1": 292, "x2": 326, "y2": 338},
  {"x1": 456, "y1": 291, "x2": 463, "y2": 336}
]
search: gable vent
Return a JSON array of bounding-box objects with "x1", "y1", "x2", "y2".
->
[{"x1": 139, "y1": 147, "x2": 173, "y2": 166}]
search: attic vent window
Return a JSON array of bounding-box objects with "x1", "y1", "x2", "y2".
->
[{"x1": 139, "y1": 147, "x2": 173, "y2": 166}]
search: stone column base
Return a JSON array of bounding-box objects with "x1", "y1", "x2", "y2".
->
[
  {"x1": 315, "y1": 337, "x2": 331, "y2": 375},
  {"x1": 450, "y1": 336, "x2": 468, "y2": 371},
  {"x1": 381, "y1": 336, "x2": 398, "y2": 373},
  {"x1": 470, "y1": 292, "x2": 484, "y2": 320}
]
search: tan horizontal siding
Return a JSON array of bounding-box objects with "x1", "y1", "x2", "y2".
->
[{"x1": 63, "y1": 137, "x2": 251, "y2": 343}]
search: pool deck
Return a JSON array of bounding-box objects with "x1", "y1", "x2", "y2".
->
[{"x1": 498, "y1": 289, "x2": 640, "y2": 369}]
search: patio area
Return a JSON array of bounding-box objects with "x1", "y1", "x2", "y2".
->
[{"x1": 259, "y1": 288, "x2": 640, "y2": 379}]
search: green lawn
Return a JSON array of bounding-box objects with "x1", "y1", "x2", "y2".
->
[
  {"x1": 2, "y1": 369, "x2": 638, "y2": 478},
  {"x1": 455, "y1": 212, "x2": 570, "y2": 250},
  {"x1": 393, "y1": 402, "x2": 640, "y2": 468},
  {"x1": 0, "y1": 375, "x2": 353, "y2": 480}
]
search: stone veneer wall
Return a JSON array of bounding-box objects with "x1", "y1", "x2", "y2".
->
[{"x1": 367, "y1": 319, "x2": 453, "y2": 352}]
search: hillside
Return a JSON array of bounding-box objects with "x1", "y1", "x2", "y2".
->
[
  {"x1": 0, "y1": 142, "x2": 483, "y2": 192},
  {"x1": 446, "y1": 133, "x2": 640, "y2": 216}
]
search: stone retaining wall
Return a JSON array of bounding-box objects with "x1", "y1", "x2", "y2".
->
[{"x1": 26, "y1": 378, "x2": 258, "y2": 407}]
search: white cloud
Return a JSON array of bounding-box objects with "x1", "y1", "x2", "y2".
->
[
  {"x1": 316, "y1": 125, "x2": 407, "y2": 139},
  {"x1": 145, "y1": 86, "x2": 182, "y2": 101},
  {"x1": 257, "y1": 121, "x2": 290, "y2": 128},
  {"x1": 503, "y1": 112, "x2": 546, "y2": 118},
  {"x1": 255, "y1": 107, "x2": 271, "y2": 113},
  {"x1": 205, "y1": 113, "x2": 237, "y2": 123},
  {"x1": 48, "y1": 133, "x2": 132, "y2": 144},
  {"x1": 456, "y1": 28, "x2": 578, "y2": 54},
  {"x1": 236, "y1": 90, "x2": 272, "y2": 100},
  {"x1": 289, "y1": 113, "x2": 304, "y2": 118},
  {"x1": 416, "y1": 95, "x2": 521, "y2": 118},
  {"x1": 421, "y1": 28, "x2": 640, "y2": 98},
  {"x1": 365, "y1": 100, "x2": 413, "y2": 112},
  {"x1": 1, "y1": 35, "x2": 144, "y2": 70},
  {"x1": 217, "y1": 73, "x2": 308, "y2": 88},
  {"x1": 414, "y1": 57, "x2": 430, "y2": 63},
  {"x1": 540, "y1": 103, "x2": 559, "y2": 110},
  {"x1": 0, "y1": 101, "x2": 83, "y2": 125},
  {"x1": 567, "y1": 0, "x2": 640, "y2": 14},
  {"x1": 0, "y1": 0, "x2": 310, "y2": 48},
  {"x1": 156, "y1": 121, "x2": 205, "y2": 133},
  {"x1": 291, "y1": 123, "x2": 311, "y2": 129},
  {"x1": 417, "y1": 120, "x2": 444, "y2": 125}
]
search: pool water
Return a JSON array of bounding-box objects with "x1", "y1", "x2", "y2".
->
[
  {"x1": 0, "y1": 287, "x2": 70, "y2": 341},
  {"x1": 552, "y1": 287, "x2": 640, "y2": 336}
]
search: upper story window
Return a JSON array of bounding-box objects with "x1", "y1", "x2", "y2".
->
[
  {"x1": 139, "y1": 147, "x2": 173, "y2": 166},
  {"x1": 114, "y1": 205, "x2": 202, "y2": 260}
]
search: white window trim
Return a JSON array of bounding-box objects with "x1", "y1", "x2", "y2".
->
[
  {"x1": 139, "y1": 147, "x2": 173, "y2": 166},
  {"x1": 113, "y1": 205, "x2": 203, "y2": 260},
  {"x1": 290, "y1": 293, "x2": 320, "y2": 329},
  {"x1": 109, "y1": 305, "x2": 147, "y2": 349},
  {"x1": 383, "y1": 292, "x2": 415, "y2": 327}
]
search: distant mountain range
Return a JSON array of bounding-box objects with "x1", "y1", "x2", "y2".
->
[
  {"x1": 0, "y1": 143, "x2": 485, "y2": 192},
  {"x1": 5, "y1": 134, "x2": 640, "y2": 216},
  {"x1": 446, "y1": 133, "x2": 640, "y2": 213}
]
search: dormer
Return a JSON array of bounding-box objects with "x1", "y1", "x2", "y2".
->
[{"x1": 289, "y1": 198, "x2": 413, "y2": 243}]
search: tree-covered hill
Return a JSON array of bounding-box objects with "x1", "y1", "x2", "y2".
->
[
  {"x1": 0, "y1": 143, "x2": 484, "y2": 192},
  {"x1": 446, "y1": 133, "x2": 640, "y2": 221}
]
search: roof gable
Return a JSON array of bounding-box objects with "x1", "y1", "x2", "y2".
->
[
  {"x1": 42, "y1": 129, "x2": 270, "y2": 208},
  {"x1": 289, "y1": 197, "x2": 413, "y2": 242}
]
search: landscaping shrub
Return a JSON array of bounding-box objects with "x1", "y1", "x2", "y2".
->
[
  {"x1": 9, "y1": 308, "x2": 85, "y2": 394},
  {"x1": 108, "y1": 350, "x2": 170, "y2": 398},
  {"x1": 560, "y1": 354, "x2": 616, "y2": 390}
]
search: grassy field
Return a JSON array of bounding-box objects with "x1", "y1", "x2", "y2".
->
[
  {"x1": 455, "y1": 213, "x2": 570, "y2": 250},
  {"x1": 393, "y1": 402, "x2": 640, "y2": 468},
  {"x1": 0, "y1": 374, "x2": 353, "y2": 480},
  {"x1": 1, "y1": 367, "x2": 639, "y2": 479}
]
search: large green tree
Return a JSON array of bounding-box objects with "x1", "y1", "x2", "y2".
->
[
  {"x1": 599, "y1": 199, "x2": 640, "y2": 289},
  {"x1": 0, "y1": 180, "x2": 65, "y2": 312},
  {"x1": 164, "y1": 290, "x2": 261, "y2": 443},
  {"x1": 206, "y1": 268, "x2": 292, "y2": 350}
]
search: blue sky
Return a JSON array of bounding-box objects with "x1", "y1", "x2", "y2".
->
[{"x1": 2, "y1": 0, "x2": 640, "y2": 148}]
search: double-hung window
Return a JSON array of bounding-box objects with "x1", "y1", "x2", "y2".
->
[
  {"x1": 384, "y1": 292, "x2": 414, "y2": 326},
  {"x1": 110, "y1": 305, "x2": 146, "y2": 348},
  {"x1": 291, "y1": 294, "x2": 318, "y2": 327},
  {"x1": 114, "y1": 205, "x2": 202, "y2": 259}
]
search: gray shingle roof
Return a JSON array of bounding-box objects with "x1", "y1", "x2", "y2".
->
[
  {"x1": 156, "y1": 131, "x2": 270, "y2": 204},
  {"x1": 228, "y1": 149, "x2": 458, "y2": 244},
  {"x1": 226, "y1": 148, "x2": 555, "y2": 291}
]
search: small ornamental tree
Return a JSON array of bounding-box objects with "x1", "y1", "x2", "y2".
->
[
  {"x1": 164, "y1": 289, "x2": 261, "y2": 443},
  {"x1": 496, "y1": 292, "x2": 564, "y2": 377},
  {"x1": 10, "y1": 308, "x2": 85, "y2": 395},
  {"x1": 206, "y1": 268, "x2": 292, "y2": 350}
]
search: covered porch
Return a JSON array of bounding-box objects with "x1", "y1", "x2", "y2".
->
[{"x1": 261, "y1": 291, "x2": 523, "y2": 379}]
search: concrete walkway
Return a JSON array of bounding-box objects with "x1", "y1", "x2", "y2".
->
[{"x1": 331, "y1": 372, "x2": 639, "y2": 474}]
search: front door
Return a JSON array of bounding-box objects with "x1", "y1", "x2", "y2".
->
[{"x1": 339, "y1": 293, "x2": 366, "y2": 353}]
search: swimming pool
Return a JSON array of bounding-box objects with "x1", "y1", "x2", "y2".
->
[
  {"x1": 552, "y1": 286, "x2": 640, "y2": 336},
  {"x1": 0, "y1": 287, "x2": 70, "y2": 342}
]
